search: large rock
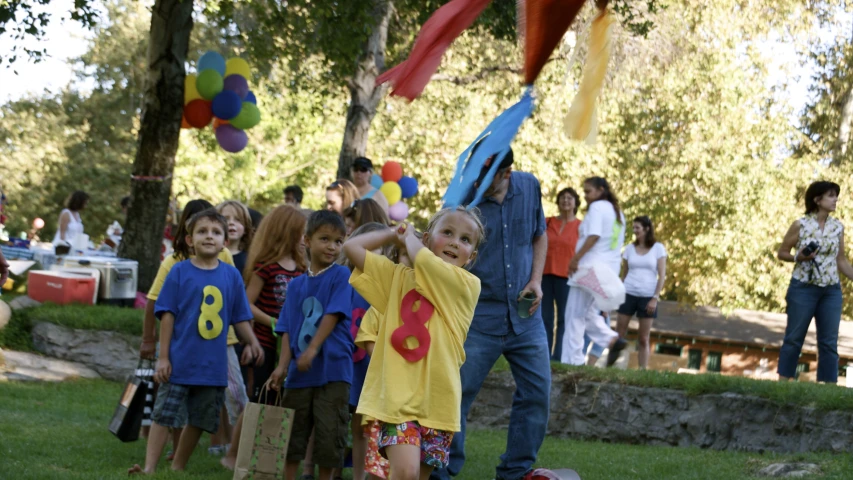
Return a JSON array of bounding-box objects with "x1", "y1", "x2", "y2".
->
[
  {"x1": 1, "y1": 349, "x2": 100, "y2": 382},
  {"x1": 31, "y1": 322, "x2": 138, "y2": 382},
  {"x1": 8, "y1": 295, "x2": 41, "y2": 311},
  {"x1": 469, "y1": 371, "x2": 853, "y2": 454}
]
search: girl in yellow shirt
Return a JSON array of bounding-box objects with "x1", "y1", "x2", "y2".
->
[{"x1": 343, "y1": 206, "x2": 484, "y2": 480}]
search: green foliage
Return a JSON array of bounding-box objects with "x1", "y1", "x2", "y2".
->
[{"x1": 0, "y1": 0, "x2": 99, "y2": 65}]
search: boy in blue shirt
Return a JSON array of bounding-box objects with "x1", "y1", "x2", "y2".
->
[
  {"x1": 269, "y1": 210, "x2": 353, "y2": 480},
  {"x1": 129, "y1": 209, "x2": 263, "y2": 475}
]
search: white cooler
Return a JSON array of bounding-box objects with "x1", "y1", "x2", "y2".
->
[{"x1": 60, "y1": 256, "x2": 138, "y2": 306}]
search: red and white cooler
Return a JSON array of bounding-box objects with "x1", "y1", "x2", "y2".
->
[{"x1": 28, "y1": 271, "x2": 97, "y2": 305}]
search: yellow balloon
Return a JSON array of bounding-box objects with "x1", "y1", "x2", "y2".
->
[
  {"x1": 184, "y1": 74, "x2": 202, "y2": 104},
  {"x1": 380, "y1": 181, "x2": 402, "y2": 206},
  {"x1": 225, "y1": 57, "x2": 251, "y2": 80}
]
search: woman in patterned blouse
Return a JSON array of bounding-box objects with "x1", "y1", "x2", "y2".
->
[{"x1": 777, "y1": 181, "x2": 853, "y2": 383}]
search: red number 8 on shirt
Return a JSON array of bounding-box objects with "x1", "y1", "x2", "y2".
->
[{"x1": 390, "y1": 290, "x2": 435, "y2": 362}]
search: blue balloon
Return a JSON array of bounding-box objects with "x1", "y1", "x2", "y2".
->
[
  {"x1": 211, "y1": 90, "x2": 243, "y2": 120},
  {"x1": 198, "y1": 51, "x2": 226, "y2": 76},
  {"x1": 398, "y1": 176, "x2": 418, "y2": 199},
  {"x1": 245, "y1": 91, "x2": 257, "y2": 104},
  {"x1": 370, "y1": 174, "x2": 384, "y2": 189}
]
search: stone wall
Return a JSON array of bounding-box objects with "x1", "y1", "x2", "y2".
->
[
  {"x1": 31, "y1": 322, "x2": 138, "y2": 382},
  {"x1": 469, "y1": 371, "x2": 853, "y2": 454}
]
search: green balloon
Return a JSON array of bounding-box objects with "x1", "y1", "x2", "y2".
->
[
  {"x1": 196, "y1": 69, "x2": 223, "y2": 100},
  {"x1": 230, "y1": 102, "x2": 261, "y2": 129}
]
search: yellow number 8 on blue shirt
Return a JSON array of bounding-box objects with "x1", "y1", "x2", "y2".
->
[{"x1": 198, "y1": 286, "x2": 224, "y2": 340}]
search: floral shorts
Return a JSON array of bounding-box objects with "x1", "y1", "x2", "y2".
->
[
  {"x1": 377, "y1": 421, "x2": 454, "y2": 469},
  {"x1": 364, "y1": 420, "x2": 390, "y2": 478}
]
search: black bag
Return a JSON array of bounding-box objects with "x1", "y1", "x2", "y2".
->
[{"x1": 108, "y1": 360, "x2": 151, "y2": 442}]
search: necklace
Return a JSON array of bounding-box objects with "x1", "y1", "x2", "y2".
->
[{"x1": 308, "y1": 264, "x2": 333, "y2": 277}]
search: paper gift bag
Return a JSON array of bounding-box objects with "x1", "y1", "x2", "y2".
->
[
  {"x1": 233, "y1": 393, "x2": 294, "y2": 480},
  {"x1": 108, "y1": 363, "x2": 149, "y2": 442}
]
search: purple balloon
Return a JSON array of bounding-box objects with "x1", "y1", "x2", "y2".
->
[
  {"x1": 223, "y1": 74, "x2": 249, "y2": 100},
  {"x1": 388, "y1": 201, "x2": 409, "y2": 222},
  {"x1": 215, "y1": 124, "x2": 248, "y2": 153}
]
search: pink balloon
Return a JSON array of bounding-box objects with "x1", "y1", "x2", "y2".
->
[
  {"x1": 388, "y1": 201, "x2": 409, "y2": 222},
  {"x1": 33, "y1": 218, "x2": 45, "y2": 229},
  {"x1": 215, "y1": 124, "x2": 248, "y2": 153}
]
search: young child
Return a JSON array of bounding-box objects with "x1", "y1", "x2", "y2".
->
[
  {"x1": 140, "y1": 199, "x2": 237, "y2": 450},
  {"x1": 342, "y1": 206, "x2": 484, "y2": 480},
  {"x1": 341, "y1": 223, "x2": 395, "y2": 480},
  {"x1": 216, "y1": 200, "x2": 254, "y2": 275},
  {"x1": 355, "y1": 308, "x2": 390, "y2": 479},
  {"x1": 268, "y1": 210, "x2": 354, "y2": 480},
  {"x1": 129, "y1": 209, "x2": 264, "y2": 475},
  {"x1": 244, "y1": 205, "x2": 307, "y2": 400}
]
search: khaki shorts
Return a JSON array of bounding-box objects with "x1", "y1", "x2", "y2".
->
[{"x1": 281, "y1": 382, "x2": 350, "y2": 468}]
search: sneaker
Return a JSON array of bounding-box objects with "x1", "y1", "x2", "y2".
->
[
  {"x1": 606, "y1": 338, "x2": 628, "y2": 367},
  {"x1": 208, "y1": 444, "x2": 229, "y2": 456},
  {"x1": 522, "y1": 469, "x2": 562, "y2": 480}
]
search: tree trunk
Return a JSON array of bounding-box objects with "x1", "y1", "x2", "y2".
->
[
  {"x1": 336, "y1": 0, "x2": 393, "y2": 180},
  {"x1": 831, "y1": 21, "x2": 853, "y2": 167},
  {"x1": 117, "y1": 0, "x2": 193, "y2": 292}
]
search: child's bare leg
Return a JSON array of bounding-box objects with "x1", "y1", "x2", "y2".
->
[
  {"x1": 351, "y1": 413, "x2": 367, "y2": 480},
  {"x1": 210, "y1": 408, "x2": 228, "y2": 446},
  {"x1": 221, "y1": 412, "x2": 244, "y2": 470},
  {"x1": 301, "y1": 429, "x2": 315, "y2": 477},
  {"x1": 385, "y1": 444, "x2": 421, "y2": 480},
  {"x1": 285, "y1": 460, "x2": 300, "y2": 480},
  {"x1": 171, "y1": 425, "x2": 203, "y2": 471},
  {"x1": 128, "y1": 422, "x2": 170, "y2": 474},
  {"x1": 318, "y1": 467, "x2": 334, "y2": 480}
]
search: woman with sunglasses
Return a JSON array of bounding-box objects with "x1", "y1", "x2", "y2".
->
[{"x1": 350, "y1": 157, "x2": 390, "y2": 213}]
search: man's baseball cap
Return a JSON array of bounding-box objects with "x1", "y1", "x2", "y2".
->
[{"x1": 352, "y1": 157, "x2": 374, "y2": 171}]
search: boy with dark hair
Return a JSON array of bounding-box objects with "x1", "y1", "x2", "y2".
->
[
  {"x1": 269, "y1": 210, "x2": 354, "y2": 480},
  {"x1": 283, "y1": 185, "x2": 304, "y2": 207},
  {"x1": 129, "y1": 209, "x2": 264, "y2": 475}
]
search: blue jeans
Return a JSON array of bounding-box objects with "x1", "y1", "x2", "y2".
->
[
  {"x1": 542, "y1": 274, "x2": 570, "y2": 361},
  {"x1": 431, "y1": 324, "x2": 552, "y2": 480},
  {"x1": 778, "y1": 279, "x2": 842, "y2": 382}
]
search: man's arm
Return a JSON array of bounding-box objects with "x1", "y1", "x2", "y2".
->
[{"x1": 521, "y1": 234, "x2": 547, "y2": 315}]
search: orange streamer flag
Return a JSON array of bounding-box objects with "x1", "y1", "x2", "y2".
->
[
  {"x1": 523, "y1": 0, "x2": 588, "y2": 85},
  {"x1": 563, "y1": 7, "x2": 614, "y2": 143},
  {"x1": 376, "y1": 0, "x2": 492, "y2": 101}
]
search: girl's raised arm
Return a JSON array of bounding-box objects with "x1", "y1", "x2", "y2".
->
[{"x1": 343, "y1": 228, "x2": 398, "y2": 271}]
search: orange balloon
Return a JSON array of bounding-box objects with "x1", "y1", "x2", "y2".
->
[
  {"x1": 181, "y1": 115, "x2": 191, "y2": 129},
  {"x1": 381, "y1": 161, "x2": 403, "y2": 182},
  {"x1": 213, "y1": 117, "x2": 230, "y2": 130}
]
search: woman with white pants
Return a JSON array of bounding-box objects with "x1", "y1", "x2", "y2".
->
[{"x1": 561, "y1": 177, "x2": 628, "y2": 366}]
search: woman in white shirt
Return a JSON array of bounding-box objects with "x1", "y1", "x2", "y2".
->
[
  {"x1": 53, "y1": 191, "x2": 89, "y2": 246},
  {"x1": 616, "y1": 216, "x2": 667, "y2": 369},
  {"x1": 561, "y1": 177, "x2": 628, "y2": 366}
]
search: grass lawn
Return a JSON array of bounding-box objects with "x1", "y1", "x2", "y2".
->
[{"x1": 1, "y1": 379, "x2": 852, "y2": 479}]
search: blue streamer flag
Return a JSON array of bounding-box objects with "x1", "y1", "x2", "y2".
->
[{"x1": 443, "y1": 88, "x2": 536, "y2": 208}]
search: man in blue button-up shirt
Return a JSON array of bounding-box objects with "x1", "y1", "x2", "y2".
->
[{"x1": 433, "y1": 148, "x2": 551, "y2": 480}]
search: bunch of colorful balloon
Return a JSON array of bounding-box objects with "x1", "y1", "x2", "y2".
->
[
  {"x1": 371, "y1": 161, "x2": 419, "y2": 222},
  {"x1": 182, "y1": 51, "x2": 261, "y2": 153}
]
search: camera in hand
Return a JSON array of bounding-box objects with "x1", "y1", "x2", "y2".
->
[{"x1": 801, "y1": 241, "x2": 819, "y2": 258}]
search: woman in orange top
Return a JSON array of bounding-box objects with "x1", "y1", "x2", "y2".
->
[{"x1": 543, "y1": 188, "x2": 581, "y2": 361}]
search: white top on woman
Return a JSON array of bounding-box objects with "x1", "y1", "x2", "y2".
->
[
  {"x1": 622, "y1": 243, "x2": 667, "y2": 297},
  {"x1": 53, "y1": 209, "x2": 84, "y2": 244},
  {"x1": 577, "y1": 200, "x2": 625, "y2": 274}
]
